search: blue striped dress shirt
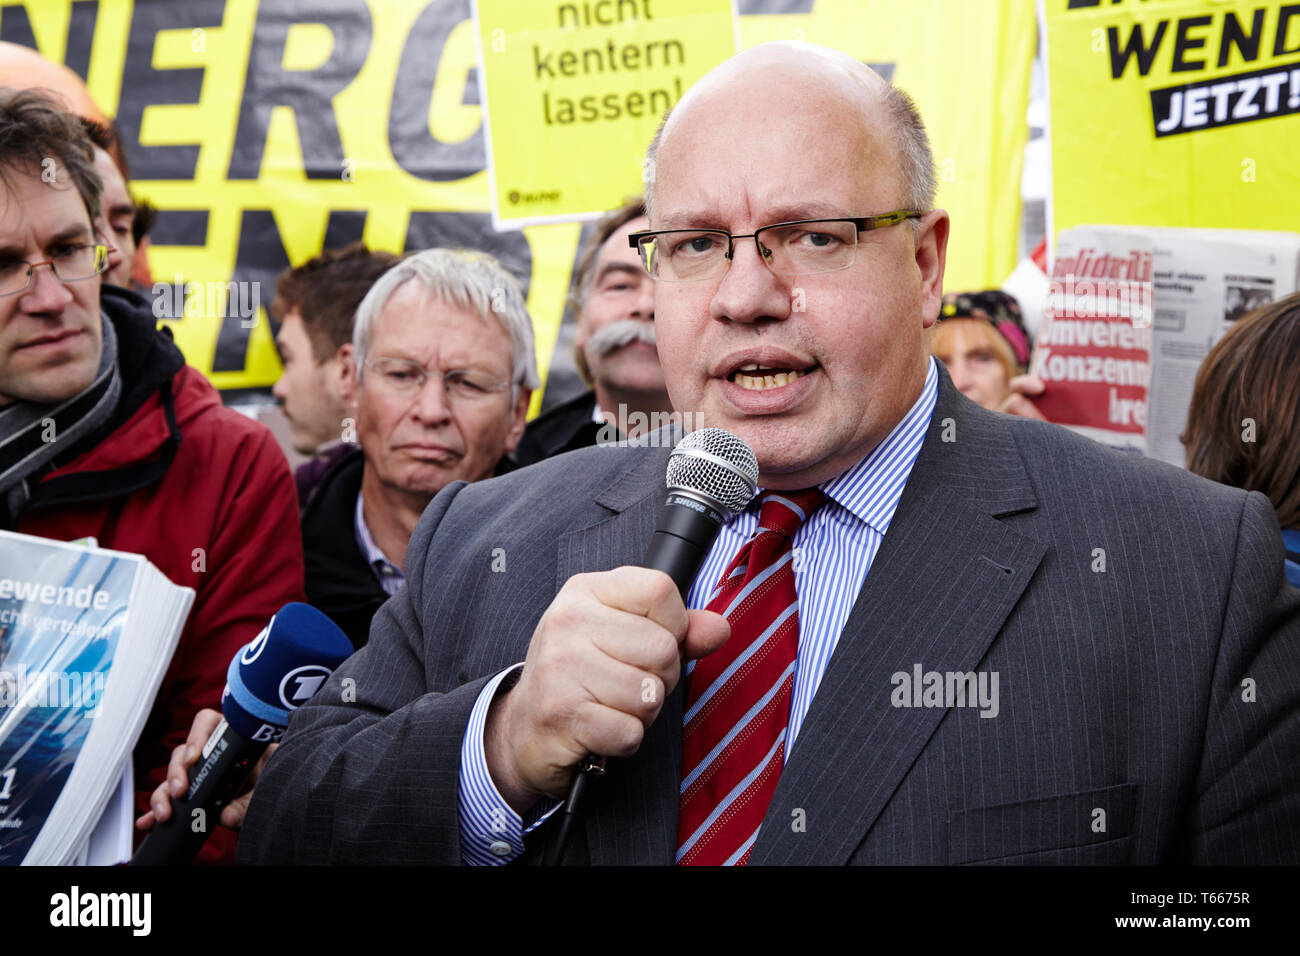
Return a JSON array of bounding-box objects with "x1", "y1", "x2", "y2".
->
[{"x1": 459, "y1": 357, "x2": 939, "y2": 864}]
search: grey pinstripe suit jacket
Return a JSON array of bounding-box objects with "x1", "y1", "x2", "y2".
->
[{"x1": 240, "y1": 367, "x2": 1300, "y2": 865}]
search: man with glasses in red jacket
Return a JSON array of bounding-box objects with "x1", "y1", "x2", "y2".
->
[{"x1": 0, "y1": 88, "x2": 304, "y2": 865}]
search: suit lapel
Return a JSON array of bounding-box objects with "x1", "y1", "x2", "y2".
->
[
  {"x1": 553, "y1": 444, "x2": 683, "y2": 865},
  {"x1": 751, "y1": 373, "x2": 1047, "y2": 865},
  {"x1": 544, "y1": 376, "x2": 1047, "y2": 866}
]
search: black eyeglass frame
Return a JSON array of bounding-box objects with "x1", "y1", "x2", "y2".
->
[{"x1": 626, "y1": 210, "x2": 924, "y2": 280}]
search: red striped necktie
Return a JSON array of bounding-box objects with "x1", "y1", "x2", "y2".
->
[{"x1": 676, "y1": 487, "x2": 826, "y2": 866}]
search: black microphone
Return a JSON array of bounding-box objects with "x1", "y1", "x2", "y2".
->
[
  {"x1": 642, "y1": 427, "x2": 760, "y2": 595},
  {"x1": 130, "y1": 603, "x2": 353, "y2": 865},
  {"x1": 544, "y1": 428, "x2": 758, "y2": 865}
]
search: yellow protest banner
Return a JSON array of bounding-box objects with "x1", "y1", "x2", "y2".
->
[
  {"x1": 738, "y1": 0, "x2": 1037, "y2": 293},
  {"x1": 1, "y1": 0, "x2": 1034, "y2": 404},
  {"x1": 1044, "y1": 0, "x2": 1300, "y2": 240},
  {"x1": 1, "y1": 0, "x2": 578, "y2": 415},
  {"x1": 472, "y1": 0, "x2": 737, "y2": 228}
]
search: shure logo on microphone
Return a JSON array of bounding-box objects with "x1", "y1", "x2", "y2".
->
[{"x1": 50, "y1": 886, "x2": 151, "y2": 936}]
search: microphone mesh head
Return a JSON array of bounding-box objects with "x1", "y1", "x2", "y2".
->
[{"x1": 665, "y1": 428, "x2": 759, "y2": 514}]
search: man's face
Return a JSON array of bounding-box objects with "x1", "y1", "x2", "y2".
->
[
  {"x1": 575, "y1": 215, "x2": 663, "y2": 397},
  {"x1": 272, "y1": 307, "x2": 351, "y2": 454},
  {"x1": 350, "y1": 281, "x2": 529, "y2": 497},
  {"x1": 91, "y1": 149, "x2": 134, "y2": 288},
  {"x1": 651, "y1": 83, "x2": 948, "y2": 489},
  {"x1": 0, "y1": 163, "x2": 103, "y2": 406}
]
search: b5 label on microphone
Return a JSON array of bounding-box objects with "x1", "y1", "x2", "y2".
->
[{"x1": 250, "y1": 723, "x2": 284, "y2": 742}]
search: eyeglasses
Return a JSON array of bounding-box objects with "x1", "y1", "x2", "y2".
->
[
  {"x1": 363, "y1": 357, "x2": 512, "y2": 404},
  {"x1": 627, "y1": 211, "x2": 923, "y2": 282},
  {"x1": 0, "y1": 243, "x2": 110, "y2": 297}
]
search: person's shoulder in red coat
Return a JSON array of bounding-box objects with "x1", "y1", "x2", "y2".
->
[{"x1": 16, "y1": 285, "x2": 306, "y2": 864}]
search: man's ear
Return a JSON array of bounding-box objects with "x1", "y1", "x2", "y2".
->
[
  {"x1": 503, "y1": 387, "x2": 532, "y2": 454},
  {"x1": 915, "y1": 209, "x2": 950, "y2": 330},
  {"x1": 338, "y1": 344, "x2": 358, "y2": 405}
]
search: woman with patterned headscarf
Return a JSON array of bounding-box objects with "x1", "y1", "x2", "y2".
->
[{"x1": 930, "y1": 289, "x2": 1032, "y2": 411}]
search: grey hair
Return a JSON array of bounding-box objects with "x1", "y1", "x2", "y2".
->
[
  {"x1": 352, "y1": 248, "x2": 539, "y2": 392},
  {"x1": 643, "y1": 81, "x2": 936, "y2": 226},
  {"x1": 881, "y1": 83, "x2": 937, "y2": 218}
]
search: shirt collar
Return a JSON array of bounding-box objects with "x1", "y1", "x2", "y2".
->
[
  {"x1": 354, "y1": 490, "x2": 404, "y2": 584},
  {"x1": 742, "y1": 356, "x2": 938, "y2": 536}
]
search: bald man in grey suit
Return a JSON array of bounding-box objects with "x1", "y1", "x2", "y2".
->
[{"x1": 240, "y1": 43, "x2": 1300, "y2": 866}]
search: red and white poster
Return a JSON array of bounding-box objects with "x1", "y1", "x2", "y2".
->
[{"x1": 1031, "y1": 227, "x2": 1155, "y2": 453}]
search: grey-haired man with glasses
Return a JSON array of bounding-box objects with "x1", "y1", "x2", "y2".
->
[
  {"x1": 297, "y1": 248, "x2": 538, "y2": 650},
  {"x1": 145, "y1": 248, "x2": 540, "y2": 839}
]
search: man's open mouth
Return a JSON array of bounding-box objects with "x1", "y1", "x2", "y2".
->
[{"x1": 726, "y1": 362, "x2": 814, "y2": 391}]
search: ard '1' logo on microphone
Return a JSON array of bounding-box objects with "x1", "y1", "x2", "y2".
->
[{"x1": 278, "y1": 664, "x2": 331, "y2": 709}]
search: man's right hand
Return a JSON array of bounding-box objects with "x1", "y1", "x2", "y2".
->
[{"x1": 484, "y1": 567, "x2": 730, "y2": 815}]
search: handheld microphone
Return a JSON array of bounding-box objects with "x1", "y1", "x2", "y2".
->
[
  {"x1": 544, "y1": 428, "x2": 758, "y2": 865},
  {"x1": 643, "y1": 428, "x2": 760, "y2": 595},
  {"x1": 130, "y1": 602, "x2": 353, "y2": 866}
]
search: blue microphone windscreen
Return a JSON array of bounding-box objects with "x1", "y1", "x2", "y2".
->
[{"x1": 222, "y1": 603, "x2": 354, "y2": 739}]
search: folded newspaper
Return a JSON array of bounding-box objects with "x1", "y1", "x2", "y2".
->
[
  {"x1": 1032, "y1": 225, "x2": 1300, "y2": 466},
  {"x1": 0, "y1": 531, "x2": 193, "y2": 865}
]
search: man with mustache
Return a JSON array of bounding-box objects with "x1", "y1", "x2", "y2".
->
[
  {"x1": 512, "y1": 198, "x2": 672, "y2": 466},
  {"x1": 243, "y1": 43, "x2": 1300, "y2": 866}
]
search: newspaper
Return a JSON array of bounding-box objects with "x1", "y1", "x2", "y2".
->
[
  {"x1": 1032, "y1": 225, "x2": 1300, "y2": 466},
  {"x1": 1145, "y1": 228, "x2": 1300, "y2": 466},
  {"x1": 1032, "y1": 227, "x2": 1155, "y2": 454}
]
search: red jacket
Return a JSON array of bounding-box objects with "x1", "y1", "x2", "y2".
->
[{"x1": 16, "y1": 289, "x2": 305, "y2": 864}]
